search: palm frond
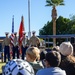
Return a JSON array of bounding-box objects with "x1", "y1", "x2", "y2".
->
[
  {"x1": 45, "y1": 3, "x2": 53, "y2": 6},
  {"x1": 46, "y1": 0, "x2": 65, "y2": 6},
  {"x1": 46, "y1": 1, "x2": 50, "y2": 3},
  {"x1": 46, "y1": 0, "x2": 54, "y2": 6},
  {"x1": 59, "y1": 3, "x2": 65, "y2": 5}
]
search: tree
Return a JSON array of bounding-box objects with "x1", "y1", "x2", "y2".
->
[
  {"x1": 70, "y1": 14, "x2": 75, "y2": 21},
  {"x1": 46, "y1": 0, "x2": 65, "y2": 46},
  {"x1": 56, "y1": 16, "x2": 70, "y2": 34},
  {"x1": 39, "y1": 21, "x2": 53, "y2": 35},
  {"x1": 39, "y1": 16, "x2": 75, "y2": 45},
  {"x1": 69, "y1": 15, "x2": 75, "y2": 33},
  {"x1": 39, "y1": 16, "x2": 70, "y2": 35}
]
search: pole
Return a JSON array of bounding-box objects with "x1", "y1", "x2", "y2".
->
[
  {"x1": 28, "y1": 0, "x2": 30, "y2": 32},
  {"x1": 28, "y1": 0, "x2": 31, "y2": 39}
]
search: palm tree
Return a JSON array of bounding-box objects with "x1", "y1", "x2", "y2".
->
[{"x1": 46, "y1": 0, "x2": 64, "y2": 46}]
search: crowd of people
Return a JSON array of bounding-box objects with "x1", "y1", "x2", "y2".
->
[{"x1": 1, "y1": 31, "x2": 75, "y2": 75}]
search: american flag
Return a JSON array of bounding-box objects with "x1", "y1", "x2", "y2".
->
[{"x1": 10, "y1": 15, "x2": 14, "y2": 46}]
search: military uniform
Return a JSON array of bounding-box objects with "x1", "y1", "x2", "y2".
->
[
  {"x1": 21, "y1": 32, "x2": 28, "y2": 60},
  {"x1": 12, "y1": 32, "x2": 19, "y2": 59},
  {"x1": 2, "y1": 32, "x2": 10, "y2": 62},
  {"x1": 29, "y1": 31, "x2": 40, "y2": 47}
]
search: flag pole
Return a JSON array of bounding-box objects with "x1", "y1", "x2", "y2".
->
[
  {"x1": 28, "y1": 0, "x2": 31, "y2": 39},
  {"x1": 12, "y1": 15, "x2": 14, "y2": 33},
  {"x1": 28, "y1": 0, "x2": 30, "y2": 32}
]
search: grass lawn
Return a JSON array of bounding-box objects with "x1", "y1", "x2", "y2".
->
[{"x1": 0, "y1": 62, "x2": 6, "y2": 74}]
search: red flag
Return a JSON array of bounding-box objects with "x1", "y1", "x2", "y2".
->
[{"x1": 18, "y1": 16, "x2": 25, "y2": 46}]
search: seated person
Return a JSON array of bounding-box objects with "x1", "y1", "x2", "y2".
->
[
  {"x1": 52, "y1": 46, "x2": 60, "y2": 52},
  {"x1": 2, "y1": 59, "x2": 34, "y2": 75},
  {"x1": 40, "y1": 50, "x2": 47, "y2": 67},
  {"x1": 59, "y1": 42, "x2": 75, "y2": 75},
  {"x1": 26, "y1": 47, "x2": 44, "y2": 74},
  {"x1": 36, "y1": 51, "x2": 66, "y2": 75}
]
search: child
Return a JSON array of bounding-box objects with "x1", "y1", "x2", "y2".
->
[{"x1": 26, "y1": 47, "x2": 44, "y2": 74}]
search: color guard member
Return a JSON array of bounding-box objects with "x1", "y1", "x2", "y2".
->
[
  {"x1": 2, "y1": 32, "x2": 10, "y2": 62},
  {"x1": 12, "y1": 32, "x2": 19, "y2": 59},
  {"x1": 29, "y1": 31, "x2": 40, "y2": 48},
  {"x1": 22, "y1": 32, "x2": 28, "y2": 60}
]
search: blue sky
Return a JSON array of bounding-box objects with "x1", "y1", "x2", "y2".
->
[{"x1": 0, "y1": 0, "x2": 75, "y2": 36}]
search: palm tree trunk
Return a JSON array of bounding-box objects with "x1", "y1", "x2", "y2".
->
[
  {"x1": 53, "y1": 20, "x2": 56, "y2": 46},
  {"x1": 52, "y1": 6, "x2": 57, "y2": 46}
]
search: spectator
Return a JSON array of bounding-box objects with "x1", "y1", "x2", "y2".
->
[
  {"x1": 40, "y1": 50, "x2": 47, "y2": 67},
  {"x1": 40, "y1": 50, "x2": 47, "y2": 60},
  {"x1": 36, "y1": 51, "x2": 66, "y2": 75},
  {"x1": 52, "y1": 46, "x2": 60, "y2": 52},
  {"x1": 26, "y1": 47, "x2": 44, "y2": 74},
  {"x1": 45, "y1": 48, "x2": 52, "y2": 52},
  {"x1": 59, "y1": 42, "x2": 75, "y2": 75},
  {"x1": 2, "y1": 59, "x2": 34, "y2": 75},
  {"x1": 72, "y1": 43, "x2": 75, "y2": 56}
]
